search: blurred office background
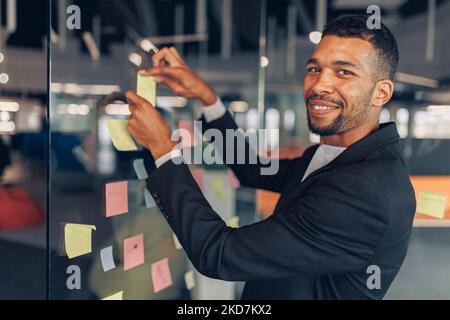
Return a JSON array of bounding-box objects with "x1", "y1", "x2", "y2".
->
[{"x1": 0, "y1": 0, "x2": 449, "y2": 299}]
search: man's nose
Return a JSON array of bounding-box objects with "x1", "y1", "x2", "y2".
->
[{"x1": 310, "y1": 71, "x2": 334, "y2": 95}]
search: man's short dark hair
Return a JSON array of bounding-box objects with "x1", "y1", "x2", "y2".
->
[{"x1": 322, "y1": 15, "x2": 399, "y2": 81}]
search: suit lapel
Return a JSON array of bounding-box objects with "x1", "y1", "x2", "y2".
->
[
  {"x1": 272, "y1": 145, "x2": 318, "y2": 214},
  {"x1": 273, "y1": 122, "x2": 400, "y2": 213}
]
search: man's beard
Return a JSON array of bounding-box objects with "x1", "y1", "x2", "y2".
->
[
  {"x1": 307, "y1": 108, "x2": 345, "y2": 136},
  {"x1": 306, "y1": 92, "x2": 373, "y2": 136}
]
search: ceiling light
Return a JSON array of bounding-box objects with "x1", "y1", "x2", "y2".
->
[
  {"x1": 0, "y1": 101, "x2": 19, "y2": 112},
  {"x1": 309, "y1": 31, "x2": 322, "y2": 44},
  {"x1": 156, "y1": 96, "x2": 187, "y2": 108},
  {"x1": 0, "y1": 73, "x2": 9, "y2": 84},
  {"x1": 229, "y1": 101, "x2": 249, "y2": 112},
  {"x1": 82, "y1": 32, "x2": 100, "y2": 61},
  {"x1": 129, "y1": 53, "x2": 143, "y2": 67},
  {"x1": 395, "y1": 72, "x2": 439, "y2": 88},
  {"x1": 427, "y1": 105, "x2": 450, "y2": 113}
]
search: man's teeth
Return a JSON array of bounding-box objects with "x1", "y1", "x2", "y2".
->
[{"x1": 312, "y1": 105, "x2": 334, "y2": 110}]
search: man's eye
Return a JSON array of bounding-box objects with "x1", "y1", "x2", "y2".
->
[
  {"x1": 338, "y1": 69, "x2": 353, "y2": 76},
  {"x1": 307, "y1": 67, "x2": 320, "y2": 73}
]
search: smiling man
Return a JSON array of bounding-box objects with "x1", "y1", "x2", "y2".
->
[{"x1": 126, "y1": 15, "x2": 416, "y2": 299}]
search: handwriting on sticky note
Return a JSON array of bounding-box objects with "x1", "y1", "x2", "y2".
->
[
  {"x1": 212, "y1": 179, "x2": 226, "y2": 202},
  {"x1": 151, "y1": 258, "x2": 173, "y2": 293},
  {"x1": 184, "y1": 270, "x2": 195, "y2": 290},
  {"x1": 191, "y1": 168, "x2": 204, "y2": 191},
  {"x1": 124, "y1": 234, "x2": 145, "y2": 271},
  {"x1": 173, "y1": 233, "x2": 183, "y2": 250},
  {"x1": 228, "y1": 169, "x2": 240, "y2": 189},
  {"x1": 137, "y1": 74, "x2": 156, "y2": 106},
  {"x1": 227, "y1": 216, "x2": 240, "y2": 228},
  {"x1": 133, "y1": 158, "x2": 148, "y2": 180},
  {"x1": 105, "y1": 181, "x2": 129, "y2": 217},
  {"x1": 106, "y1": 119, "x2": 138, "y2": 151},
  {"x1": 144, "y1": 189, "x2": 156, "y2": 208},
  {"x1": 65, "y1": 223, "x2": 96, "y2": 259},
  {"x1": 100, "y1": 246, "x2": 116, "y2": 272},
  {"x1": 102, "y1": 291, "x2": 123, "y2": 300},
  {"x1": 178, "y1": 120, "x2": 197, "y2": 148},
  {"x1": 417, "y1": 190, "x2": 448, "y2": 219}
]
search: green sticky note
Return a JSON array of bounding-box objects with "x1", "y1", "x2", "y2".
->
[
  {"x1": 106, "y1": 119, "x2": 138, "y2": 151},
  {"x1": 417, "y1": 190, "x2": 447, "y2": 219},
  {"x1": 65, "y1": 223, "x2": 96, "y2": 259},
  {"x1": 137, "y1": 74, "x2": 156, "y2": 106}
]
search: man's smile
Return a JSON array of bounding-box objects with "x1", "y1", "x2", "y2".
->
[{"x1": 308, "y1": 99, "x2": 341, "y2": 118}]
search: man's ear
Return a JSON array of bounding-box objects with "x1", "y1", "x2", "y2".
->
[{"x1": 372, "y1": 80, "x2": 394, "y2": 107}]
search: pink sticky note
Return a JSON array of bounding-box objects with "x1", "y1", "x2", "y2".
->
[
  {"x1": 191, "y1": 168, "x2": 204, "y2": 191},
  {"x1": 178, "y1": 120, "x2": 197, "y2": 148},
  {"x1": 151, "y1": 258, "x2": 173, "y2": 293},
  {"x1": 228, "y1": 169, "x2": 240, "y2": 189},
  {"x1": 105, "y1": 181, "x2": 129, "y2": 217},
  {"x1": 124, "y1": 234, "x2": 145, "y2": 271}
]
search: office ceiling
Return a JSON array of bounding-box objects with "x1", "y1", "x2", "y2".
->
[
  {"x1": 4, "y1": 0, "x2": 448, "y2": 50},
  {"x1": 333, "y1": 0, "x2": 408, "y2": 10}
]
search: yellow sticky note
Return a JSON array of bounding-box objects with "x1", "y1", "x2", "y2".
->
[
  {"x1": 102, "y1": 291, "x2": 124, "y2": 300},
  {"x1": 106, "y1": 119, "x2": 138, "y2": 151},
  {"x1": 227, "y1": 216, "x2": 240, "y2": 228},
  {"x1": 137, "y1": 74, "x2": 156, "y2": 106},
  {"x1": 212, "y1": 179, "x2": 226, "y2": 202},
  {"x1": 65, "y1": 223, "x2": 96, "y2": 259},
  {"x1": 417, "y1": 191, "x2": 447, "y2": 219}
]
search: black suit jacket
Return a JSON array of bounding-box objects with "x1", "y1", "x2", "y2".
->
[{"x1": 146, "y1": 112, "x2": 416, "y2": 299}]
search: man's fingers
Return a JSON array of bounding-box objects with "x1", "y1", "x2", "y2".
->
[
  {"x1": 156, "y1": 76, "x2": 187, "y2": 96},
  {"x1": 126, "y1": 90, "x2": 153, "y2": 108},
  {"x1": 128, "y1": 103, "x2": 139, "y2": 115},
  {"x1": 152, "y1": 47, "x2": 182, "y2": 67},
  {"x1": 127, "y1": 121, "x2": 137, "y2": 138},
  {"x1": 169, "y1": 46, "x2": 181, "y2": 58},
  {"x1": 168, "y1": 47, "x2": 188, "y2": 67},
  {"x1": 139, "y1": 66, "x2": 184, "y2": 81}
]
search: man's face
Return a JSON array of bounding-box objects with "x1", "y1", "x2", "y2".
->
[{"x1": 303, "y1": 35, "x2": 378, "y2": 136}]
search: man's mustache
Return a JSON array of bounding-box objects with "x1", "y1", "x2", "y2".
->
[{"x1": 306, "y1": 94, "x2": 345, "y2": 108}]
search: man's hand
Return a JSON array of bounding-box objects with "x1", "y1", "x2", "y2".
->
[
  {"x1": 139, "y1": 47, "x2": 217, "y2": 106},
  {"x1": 126, "y1": 91, "x2": 176, "y2": 159}
]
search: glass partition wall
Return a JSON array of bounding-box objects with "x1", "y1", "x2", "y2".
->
[
  {"x1": 48, "y1": 0, "x2": 262, "y2": 299},
  {"x1": 0, "y1": 0, "x2": 48, "y2": 299}
]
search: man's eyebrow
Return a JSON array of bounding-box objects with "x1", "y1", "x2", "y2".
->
[
  {"x1": 306, "y1": 58, "x2": 361, "y2": 71},
  {"x1": 332, "y1": 60, "x2": 360, "y2": 70},
  {"x1": 306, "y1": 58, "x2": 318, "y2": 66}
]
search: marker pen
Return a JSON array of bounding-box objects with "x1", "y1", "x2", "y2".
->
[{"x1": 144, "y1": 40, "x2": 159, "y2": 57}]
